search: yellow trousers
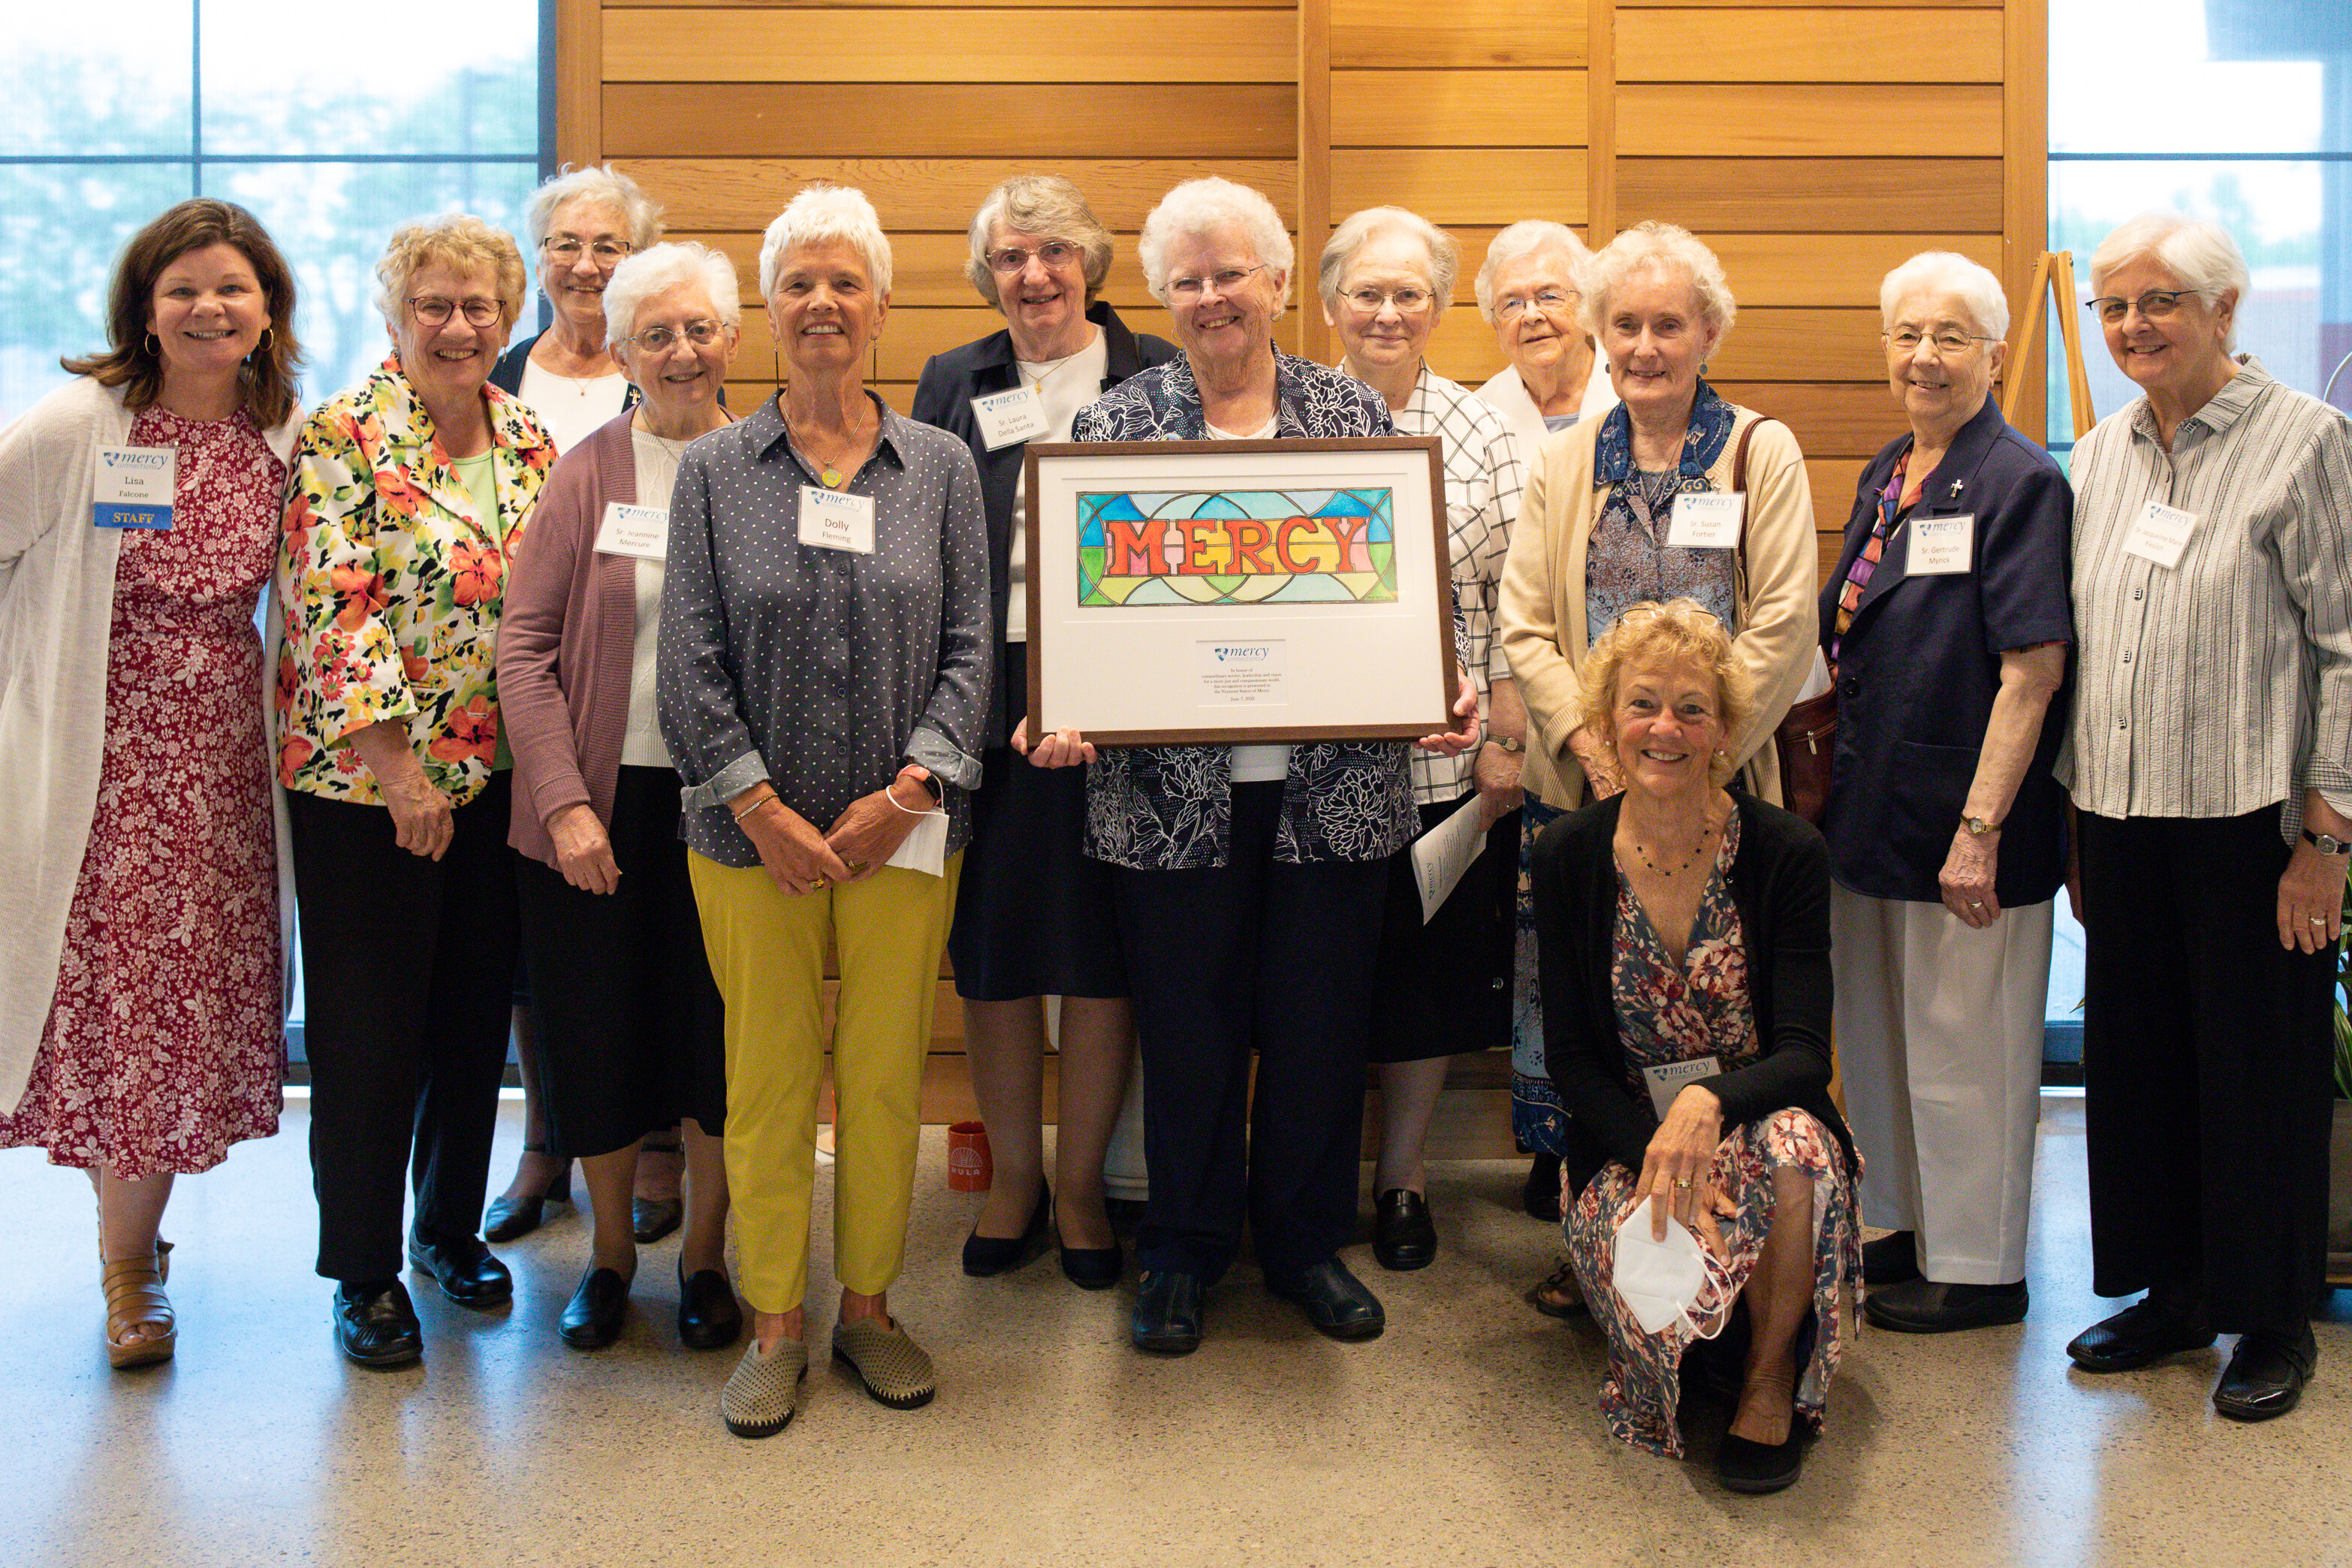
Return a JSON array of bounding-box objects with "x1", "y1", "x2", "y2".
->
[{"x1": 688, "y1": 852, "x2": 961, "y2": 1313}]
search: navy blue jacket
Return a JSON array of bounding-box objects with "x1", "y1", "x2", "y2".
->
[
  {"x1": 1817, "y1": 396, "x2": 2075, "y2": 905},
  {"x1": 488, "y1": 330, "x2": 644, "y2": 412}
]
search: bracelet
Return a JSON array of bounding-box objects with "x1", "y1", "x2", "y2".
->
[{"x1": 731, "y1": 794, "x2": 779, "y2": 823}]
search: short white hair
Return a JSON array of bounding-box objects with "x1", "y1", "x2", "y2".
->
[
  {"x1": 1879, "y1": 251, "x2": 2010, "y2": 342},
  {"x1": 2088, "y1": 212, "x2": 2251, "y2": 351},
  {"x1": 1137, "y1": 177, "x2": 1293, "y2": 306},
  {"x1": 964, "y1": 174, "x2": 1114, "y2": 308},
  {"x1": 1580, "y1": 221, "x2": 1737, "y2": 347},
  {"x1": 1474, "y1": 220, "x2": 1591, "y2": 324},
  {"x1": 760, "y1": 183, "x2": 893, "y2": 300},
  {"x1": 603, "y1": 242, "x2": 742, "y2": 348},
  {"x1": 524, "y1": 164, "x2": 663, "y2": 252},
  {"x1": 1318, "y1": 207, "x2": 1457, "y2": 316}
]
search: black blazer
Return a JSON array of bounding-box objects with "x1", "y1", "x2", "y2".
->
[
  {"x1": 1533, "y1": 792, "x2": 1855, "y2": 1189},
  {"x1": 911, "y1": 301, "x2": 1179, "y2": 746},
  {"x1": 488, "y1": 330, "x2": 644, "y2": 412},
  {"x1": 1817, "y1": 397, "x2": 2074, "y2": 905}
]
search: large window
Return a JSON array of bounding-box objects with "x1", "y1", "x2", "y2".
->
[{"x1": 1, "y1": 0, "x2": 548, "y2": 425}]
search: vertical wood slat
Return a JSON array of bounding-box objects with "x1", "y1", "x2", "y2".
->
[
  {"x1": 1586, "y1": 0, "x2": 1616, "y2": 246},
  {"x1": 1298, "y1": 0, "x2": 1332, "y2": 363},
  {"x1": 2004, "y1": 0, "x2": 2051, "y2": 444},
  {"x1": 556, "y1": 0, "x2": 602, "y2": 169}
]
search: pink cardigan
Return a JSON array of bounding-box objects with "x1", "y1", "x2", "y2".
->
[{"x1": 496, "y1": 410, "x2": 648, "y2": 867}]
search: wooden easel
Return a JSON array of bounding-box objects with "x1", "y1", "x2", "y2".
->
[{"x1": 2002, "y1": 250, "x2": 2097, "y2": 444}]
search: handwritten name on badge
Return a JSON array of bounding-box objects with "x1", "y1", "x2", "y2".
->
[
  {"x1": 2121, "y1": 500, "x2": 2199, "y2": 571},
  {"x1": 1907, "y1": 512, "x2": 1974, "y2": 576},
  {"x1": 799, "y1": 486, "x2": 876, "y2": 554},
  {"x1": 92, "y1": 445, "x2": 176, "y2": 529},
  {"x1": 972, "y1": 386, "x2": 1051, "y2": 450},
  {"x1": 595, "y1": 502, "x2": 669, "y2": 560},
  {"x1": 1665, "y1": 491, "x2": 1741, "y2": 550}
]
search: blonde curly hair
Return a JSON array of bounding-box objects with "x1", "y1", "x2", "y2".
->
[
  {"x1": 374, "y1": 214, "x2": 529, "y2": 332},
  {"x1": 1577, "y1": 599, "x2": 1753, "y2": 786}
]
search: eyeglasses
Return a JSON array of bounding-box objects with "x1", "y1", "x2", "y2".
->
[
  {"x1": 1884, "y1": 327, "x2": 1995, "y2": 354},
  {"x1": 1168, "y1": 264, "x2": 1268, "y2": 302},
  {"x1": 625, "y1": 318, "x2": 725, "y2": 352},
  {"x1": 544, "y1": 237, "x2": 633, "y2": 265},
  {"x1": 408, "y1": 295, "x2": 502, "y2": 328},
  {"x1": 986, "y1": 240, "x2": 1084, "y2": 274},
  {"x1": 2085, "y1": 289, "x2": 2195, "y2": 324},
  {"x1": 1496, "y1": 288, "x2": 1576, "y2": 321},
  {"x1": 1340, "y1": 285, "x2": 1433, "y2": 315}
]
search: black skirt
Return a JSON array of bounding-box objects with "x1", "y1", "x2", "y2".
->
[
  {"x1": 1366, "y1": 796, "x2": 1518, "y2": 1063},
  {"x1": 948, "y1": 641, "x2": 1129, "y2": 1001},
  {"x1": 516, "y1": 765, "x2": 727, "y2": 1156}
]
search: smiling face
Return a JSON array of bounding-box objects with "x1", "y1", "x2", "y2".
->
[
  {"x1": 2096, "y1": 253, "x2": 2236, "y2": 407},
  {"x1": 767, "y1": 238, "x2": 888, "y2": 380},
  {"x1": 617, "y1": 279, "x2": 736, "y2": 427},
  {"x1": 1884, "y1": 285, "x2": 2004, "y2": 440},
  {"x1": 147, "y1": 241, "x2": 271, "y2": 384},
  {"x1": 1328, "y1": 228, "x2": 1438, "y2": 377},
  {"x1": 542, "y1": 197, "x2": 633, "y2": 339},
  {"x1": 989, "y1": 224, "x2": 1090, "y2": 358},
  {"x1": 1600, "y1": 265, "x2": 1717, "y2": 426},
  {"x1": 1612, "y1": 651, "x2": 1726, "y2": 802},
  {"x1": 390, "y1": 258, "x2": 508, "y2": 409},
  {"x1": 1489, "y1": 246, "x2": 1584, "y2": 378},
  {"x1": 1162, "y1": 223, "x2": 1284, "y2": 375}
]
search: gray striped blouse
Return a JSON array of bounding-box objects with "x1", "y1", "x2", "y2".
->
[{"x1": 2057, "y1": 356, "x2": 2352, "y2": 843}]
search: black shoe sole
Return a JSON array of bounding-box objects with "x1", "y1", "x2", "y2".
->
[
  {"x1": 833, "y1": 1348, "x2": 936, "y2": 1410},
  {"x1": 1059, "y1": 1247, "x2": 1124, "y2": 1290},
  {"x1": 404, "y1": 1247, "x2": 513, "y2": 1310},
  {"x1": 337, "y1": 1334, "x2": 422, "y2": 1370},
  {"x1": 1132, "y1": 1330, "x2": 1201, "y2": 1355},
  {"x1": 2067, "y1": 1333, "x2": 2217, "y2": 1374},
  {"x1": 724, "y1": 1367, "x2": 806, "y2": 1438},
  {"x1": 1863, "y1": 1294, "x2": 2030, "y2": 1334},
  {"x1": 1372, "y1": 1246, "x2": 1435, "y2": 1272}
]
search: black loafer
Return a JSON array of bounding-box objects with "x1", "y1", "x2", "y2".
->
[
  {"x1": 334, "y1": 1280, "x2": 423, "y2": 1368},
  {"x1": 2066, "y1": 1295, "x2": 2215, "y2": 1373},
  {"x1": 677, "y1": 1265, "x2": 744, "y2": 1351},
  {"x1": 1132, "y1": 1269, "x2": 1204, "y2": 1355},
  {"x1": 2213, "y1": 1328, "x2": 2317, "y2": 1422},
  {"x1": 1862, "y1": 1229, "x2": 1920, "y2": 1286},
  {"x1": 1371, "y1": 1188, "x2": 1437, "y2": 1271},
  {"x1": 1266, "y1": 1258, "x2": 1385, "y2": 1342},
  {"x1": 406, "y1": 1230, "x2": 513, "y2": 1309},
  {"x1": 1522, "y1": 1153, "x2": 1562, "y2": 1223},
  {"x1": 1716, "y1": 1428, "x2": 1808, "y2": 1494},
  {"x1": 559, "y1": 1267, "x2": 630, "y2": 1349},
  {"x1": 1864, "y1": 1277, "x2": 2028, "y2": 1334},
  {"x1": 962, "y1": 1181, "x2": 1051, "y2": 1277},
  {"x1": 632, "y1": 1196, "x2": 683, "y2": 1245}
]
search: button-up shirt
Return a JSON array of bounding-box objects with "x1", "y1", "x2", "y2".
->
[
  {"x1": 656, "y1": 393, "x2": 991, "y2": 868},
  {"x1": 2058, "y1": 357, "x2": 2352, "y2": 843}
]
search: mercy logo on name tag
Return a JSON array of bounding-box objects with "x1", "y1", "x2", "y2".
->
[
  {"x1": 971, "y1": 386, "x2": 1051, "y2": 450},
  {"x1": 1907, "y1": 512, "x2": 1974, "y2": 576},
  {"x1": 1665, "y1": 491, "x2": 1741, "y2": 550},
  {"x1": 1642, "y1": 1056, "x2": 1720, "y2": 1120},
  {"x1": 595, "y1": 502, "x2": 669, "y2": 560},
  {"x1": 799, "y1": 486, "x2": 876, "y2": 554},
  {"x1": 93, "y1": 445, "x2": 176, "y2": 529},
  {"x1": 2121, "y1": 499, "x2": 2198, "y2": 570}
]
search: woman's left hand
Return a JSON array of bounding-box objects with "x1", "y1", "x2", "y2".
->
[
  {"x1": 1939, "y1": 825, "x2": 2002, "y2": 928},
  {"x1": 1416, "y1": 675, "x2": 1480, "y2": 755},
  {"x1": 2278, "y1": 840, "x2": 2346, "y2": 954},
  {"x1": 823, "y1": 773, "x2": 930, "y2": 883},
  {"x1": 1633, "y1": 1084, "x2": 1724, "y2": 1242}
]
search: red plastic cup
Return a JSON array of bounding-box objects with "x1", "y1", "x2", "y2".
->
[{"x1": 946, "y1": 1121, "x2": 992, "y2": 1192}]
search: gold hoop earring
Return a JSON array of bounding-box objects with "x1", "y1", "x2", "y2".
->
[
  {"x1": 143, "y1": 332, "x2": 161, "y2": 358},
  {"x1": 247, "y1": 325, "x2": 274, "y2": 363}
]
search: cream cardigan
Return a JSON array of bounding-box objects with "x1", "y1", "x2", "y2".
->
[
  {"x1": 1497, "y1": 402, "x2": 1817, "y2": 811},
  {"x1": 0, "y1": 376, "x2": 301, "y2": 1112},
  {"x1": 1474, "y1": 357, "x2": 1618, "y2": 475}
]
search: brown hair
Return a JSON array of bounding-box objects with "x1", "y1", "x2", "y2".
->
[
  {"x1": 61, "y1": 198, "x2": 303, "y2": 429},
  {"x1": 1578, "y1": 599, "x2": 1755, "y2": 786}
]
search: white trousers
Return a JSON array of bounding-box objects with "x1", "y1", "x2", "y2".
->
[{"x1": 1830, "y1": 885, "x2": 2052, "y2": 1284}]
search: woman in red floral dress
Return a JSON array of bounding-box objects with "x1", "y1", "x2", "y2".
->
[{"x1": 0, "y1": 200, "x2": 307, "y2": 1369}]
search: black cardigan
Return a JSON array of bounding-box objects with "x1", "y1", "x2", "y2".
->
[{"x1": 1533, "y1": 792, "x2": 1856, "y2": 1186}]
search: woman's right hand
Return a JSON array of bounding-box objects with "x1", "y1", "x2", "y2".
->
[
  {"x1": 1566, "y1": 723, "x2": 1623, "y2": 799},
  {"x1": 547, "y1": 803, "x2": 620, "y2": 895},
  {"x1": 1013, "y1": 716, "x2": 1096, "y2": 768},
  {"x1": 736, "y1": 792, "x2": 854, "y2": 896}
]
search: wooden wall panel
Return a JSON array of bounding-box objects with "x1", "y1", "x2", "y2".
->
[
  {"x1": 607, "y1": 8, "x2": 1295, "y2": 81},
  {"x1": 1618, "y1": 158, "x2": 2004, "y2": 231},
  {"x1": 1331, "y1": 70, "x2": 1588, "y2": 146},
  {"x1": 1328, "y1": 149, "x2": 1588, "y2": 226},
  {"x1": 1617, "y1": 84, "x2": 2003, "y2": 156},
  {"x1": 1330, "y1": 0, "x2": 1588, "y2": 66},
  {"x1": 638, "y1": 158, "x2": 1300, "y2": 233},
  {"x1": 1614, "y1": 8, "x2": 2003, "y2": 80}
]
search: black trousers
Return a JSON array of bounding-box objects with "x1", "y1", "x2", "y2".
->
[
  {"x1": 288, "y1": 776, "x2": 520, "y2": 1283},
  {"x1": 2077, "y1": 806, "x2": 2337, "y2": 1334},
  {"x1": 1112, "y1": 781, "x2": 1390, "y2": 1284}
]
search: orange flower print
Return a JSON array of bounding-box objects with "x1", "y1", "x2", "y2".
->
[
  {"x1": 331, "y1": 565, "x2": 390, "y2": 632},
  {"x1": 277, "y1": 733, "x2": 315, "y2": 786},
  {"x1": 427, "y1": 694, "x2": 499, "y2": 766},
  {"x1": 449, "y1": 541, "x2": 503, "y2": 607},
  {"x1": 276, "y1": 651, "x2": 298, "y2": 711},
  {"x1": 400, "y1": 647, "x2": 431, "y2": 683}
]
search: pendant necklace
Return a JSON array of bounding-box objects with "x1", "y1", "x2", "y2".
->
[
  {"x1": 783, "y1": 400, "x2": 867, "y2": 490},
  {"x1": 1630, "y1": 816, "x2": 1717, "y2": 877}
]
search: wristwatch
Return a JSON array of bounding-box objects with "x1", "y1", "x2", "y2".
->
[
  {"x1": 1492, "y1": 735, "x2": 1524, "y2": 755},
  {"x1": 2305, "y1": 828, "x2": 2351, "y2": 855},
  {"x1": 1963, "y1": 815, "x2": 2000, "y2": 837}
]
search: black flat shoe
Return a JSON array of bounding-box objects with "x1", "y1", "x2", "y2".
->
[
  {"x1": 1864, "y1": 1277, "x2": 2028, "y2": 1334},
  {"x1": 2066, "y1": 1295, "x2": 2215, "y2": 1373},
  {"x1": 1861, "y1": 1229, "x2": 1920, "y2": 1286},
  {"x1": 483, "y1": 1143, "x2": 571, "y2": 1244},
  {"x1": 559, "y1": 1267, "x2": 630, "y2": 1349},
  {"x1": 962, "y1": 1181, "x2": 1051, "y2": 1277},
  {"x1": 677, "y1": 1264, "x2": 743, "y2": 1351},
  {"x1": 1371, "y1": 1188, "x2": 1437, "y2": 1271},
  {"x1": 632, "y1": 1196, "x2": 683, "y2": 1245},
  {"x1": 1132, "y1": 1269, "x2": 1203, "y2": 1355},
  {"x1": 406, "y1": 1230, "x2": 513, "y2": 1309},
  {"x1": 1266, "y1": 1258, "x2": 1385, "y2": 1342},
  {"x1": 1522, "y1": 1153, "x2": 1562, "y2": 1223},
  {"x1": 334, "y1": 1280, "x2": 422, "y2": 1368},
  {"x1": 2213, "y1": 1328, "x2": 2317, "y2": 1422},
  {"x1": 1716, "y1": 1428, "x2": 1808, "y2": 1494},
  {"x1": 1056, "y1": 1203, "x2": 1124, "y2": 1291}
]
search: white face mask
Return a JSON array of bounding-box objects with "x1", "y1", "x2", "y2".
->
[{"x1": 1610, "y1": 1204, "x2": 1720, "y2": 1337}]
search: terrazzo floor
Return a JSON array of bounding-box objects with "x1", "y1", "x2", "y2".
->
[{"x1": 5, "y1": 1094, "x2": 2347, "y2": 1567}]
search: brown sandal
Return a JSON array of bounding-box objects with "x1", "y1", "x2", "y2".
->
[
  {"x1": 102, "y1": 1250, "x2": 176, "y2": 1369},
  {"x1": 1526, "y1": 1257, "x2": 1589, "y2": 1320}
]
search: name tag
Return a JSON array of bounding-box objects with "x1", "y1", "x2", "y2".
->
[
  {"x1": 1907, "y1": 512, "x2": 1974, "y2": 576},
  {"x1": 2121, "y1": 500, "x2": 2199, "y2": 570},
  {"x1": 1642, "y1": 1056, "x2": 1720, "y2": 1120},
  {"x1": 972, "y1": 386, "x2": 1051, "y2": 451},
  {"x1": 93, "y1": 444, "x2": 176, "y2": 529},
  {"x1": 886, "y1": 808, "x2": 949, "y2": 876},
  {"x1": 1665, "y1": 491, "x2": 1741, "y2": 550},
  {"x1": 800, "y1": 486, "x2": 876, "y2": 554},
  {"x1": 595, "y1": 502, "x2": 668, "y2": 560}
]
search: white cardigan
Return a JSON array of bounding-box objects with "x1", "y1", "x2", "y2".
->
[
  {"x1": 1475, "y1": 357, "x2": 1618, "y2": 474},
  {"x1": 0, "y1": 376, "x2": 301, "y2": 1113}
]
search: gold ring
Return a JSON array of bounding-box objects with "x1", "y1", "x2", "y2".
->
[
  {"x1": 1672, "y1": 1178, "x2": 1692, "y2": 1190},
  {"x1": 813, "y1": 877, "x2": 830, "y2": 890},
  {"x1": 2311, "y1": 917, "x2": 2327, "y2": 926}
]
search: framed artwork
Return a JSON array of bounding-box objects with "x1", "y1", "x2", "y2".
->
[{"x1": 1022, "y1": 436, "x2": 1457, "y2": 745}]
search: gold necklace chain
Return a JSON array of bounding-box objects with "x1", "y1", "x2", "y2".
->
[{"x1": 781, "y1": 398, "x2": 873, "y2": 490}]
